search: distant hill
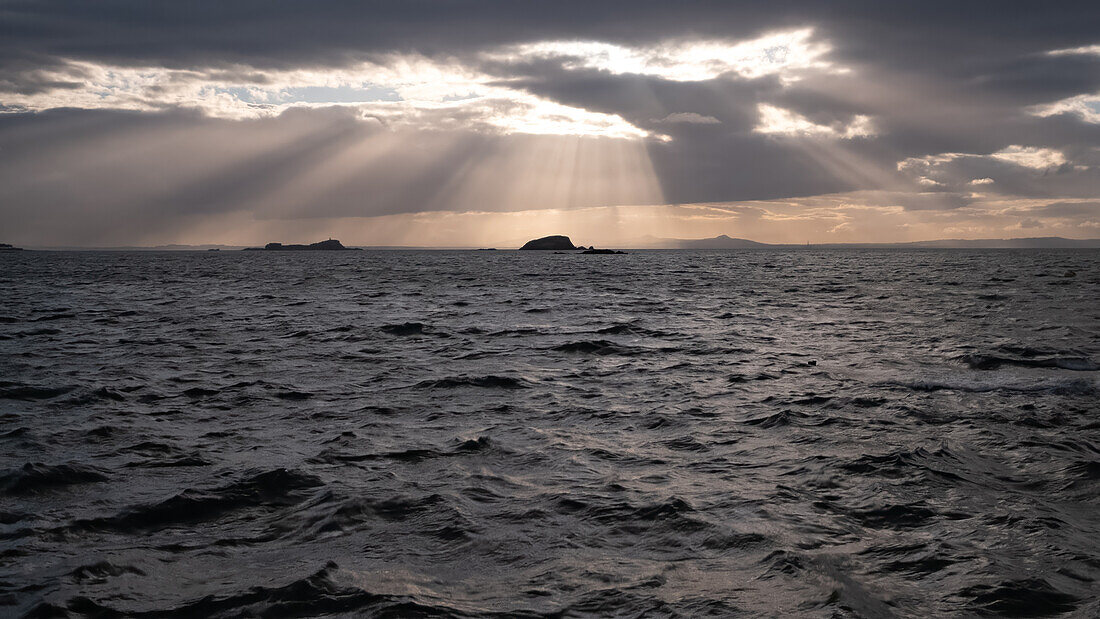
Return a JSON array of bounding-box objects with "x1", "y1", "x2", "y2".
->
[{"x1": 671, "y1": 235, "x2": 770, "y2": 249}]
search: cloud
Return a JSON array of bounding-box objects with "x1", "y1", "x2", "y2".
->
[
  {"x1": 895, "y1": 146, "x2": 1096, "y2": 200},
  {"x1": 1010, "y1": 218, "x2": 1044, "y2": 229},
  {"x1": 1047, "y1": 44, "x2": 1100, "y2": 57},
  {"x1": 657, "y1": 112, "x2": 720, "y2": 124},
  {"x1": 494, "y1": 28, "x2": 838, "y2": 82},
  {"x1": 1, "y1": 2, "x2": 1100, "y2": 245},
  {"x1": 1030, "y1": 92, "x2": 1100, "y2": 123},
  {"x1": 0, "y1": 55, "x2": 654, "y2": 139},
  {"x1": 754, "y1": 104, "x2": 874, "y2": 138},
  {"x1": 989, "y1": 145, "x2": 1067, "y2": 169},
  {"x1": 1016, "y1": 200, "x2": 1100, "y2": 218}
]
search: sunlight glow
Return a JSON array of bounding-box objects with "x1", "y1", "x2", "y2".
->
[
  {"x1": 1, "y1": 28, "x2": 845, "y2": 141},
  {"x1": 990, "y1": 146, "x2": 1066, "y2": 169},
  {"x1": 1046, "y1": 44, "x2": 1100, "y2": 56},
  {"x1": 898, "y1": 146, "x2": 1066, "y2": 173},
  {"x1": 896, "y1": 152, "x2": 965, "y2": 172},
  {"x1": 502, "y1": 28, "x2": 837, "y2": 82},
  {"x1": 1029, "y1": 92, "x2": 1100, "y2": 124},
  {"x1": 754, "y1": 104, "x2": 874, "y2": 138},
  {"x1": 156, "y1": 192, "x2": 1100, "y2": 248},
  {"x1": 0, "y1": 56, "x2": 654, "y2": 140}
]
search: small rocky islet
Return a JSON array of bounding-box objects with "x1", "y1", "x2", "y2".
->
[{"x1": 242, "y1": 239, "x2": 360, "y2": 251}]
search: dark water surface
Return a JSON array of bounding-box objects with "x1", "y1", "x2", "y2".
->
[{"x1": 2, "y1": 249, "x2": 1099, "y2": 617}]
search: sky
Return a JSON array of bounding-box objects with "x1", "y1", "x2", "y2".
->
[{"x1": 1, "y1": 1, "x2": 1099, "y2": 247}]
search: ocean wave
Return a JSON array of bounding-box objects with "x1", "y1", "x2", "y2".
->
[
  {"x1": 310, "y1": 435, "x2": 499, "y2": 465},
  {"x1": 0, "y1": 462, "x2": 108, "y2": 495},
  {"x1": 594, "y1": 322, "x2": 673, "y2": 337},
  {"x1": 414, "y1": 375, "x2": 530, "y2": 389},
  {"x1": 957, "y1": 353, "x2": 1098, "y2": 371},
  {"x1": 887, "y1": 375, "x2": 1099, "y2": 395},
  {"x1": 0, "y1": 383, "x2": 75, "y2": 400},
  {"x1": 743, "y1": 410, "x2": 812, "y2": 428},
  {"x1": 67, "y1": 468, "x2": 321, "y2": 534},
  {"x1": 380, "y1": 322, "x2": 449, "y2": 337},
  {"x1": 558, "y1": 496, "x2": 708, "y2": 534},
  {"x1": 551, "y1": 340, "x2": 641, "y2": 355},
  {"x1": 962, "y1": 578, "x2": 1079, "y2": 616},
  {"x1": 26, "y1": 562, "x2": 494, "y2": 618},
  {"x1": 70, "y1": 561, "x2": 145, "y2": 584}
]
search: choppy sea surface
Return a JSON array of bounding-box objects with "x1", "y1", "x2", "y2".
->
[{"x1": 2, "y1": 249, "x2": 1099, "y2": 618}]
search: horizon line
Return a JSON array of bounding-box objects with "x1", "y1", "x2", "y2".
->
[{"x1": 10, "y1": 235, "x2": 1100, "y2": 251}]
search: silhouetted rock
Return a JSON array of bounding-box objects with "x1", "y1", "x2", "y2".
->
[
  {"x1": 520, "y1": 235, "x2": 576, "y2": 250},
  {"x1": 0, "y1": 243, "x2": 24, "y2": 251},
  {"x1": 242, "y1": 239, "x2": 360, "y2": 251},
  {"x1": 581, "y1": 248, "x2": 627, "y2": 254}
]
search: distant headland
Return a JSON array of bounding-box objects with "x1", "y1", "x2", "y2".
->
[
  {"x1": 242, "y1": 239, "x2": 360, "y2": 251},
  {"x1": 0, "y1": 243, "x2": 24, "y2": 251}
]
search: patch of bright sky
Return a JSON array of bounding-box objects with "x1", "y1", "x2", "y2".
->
[
  {"x1": 1, "y1": 57, "x2": 648, "y2": 139},
  {"x1": 0, "y1": 28, "x2": 841, "y2": 139},
  {"x1": 1029, "y1": 92, "x2": 1100, "y2": 124},
  {"x1": 989, "y1": 146, "x2": 1066, "y2": 169},
  {"x1": 214, "y1": 84, "x2": 401, "y2": 107},
  {"x1": 754, "y1": 104, "x2": 874, "y2": 138},
  {"x1": 502, "y1": 28, "x2": 837, "y2": 82},
  {"x1": 1046, "y1": 44, "x2": 1100, "y2": 56},
  {"x1": 898, "y1": 146, "x2": 1066, "y2": 172}
]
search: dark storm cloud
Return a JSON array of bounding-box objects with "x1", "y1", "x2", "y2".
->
[
  {"x1": 1, "y1": 1, "x2": 1099, "y2": 244},
  {"x1": 0, "y1": 1, "x2": 781, "y2": 71},
  {"x1": 0, "y1": 1, "x2": 1094, "y2": 69},
  {"x1": 495, "y1": 68, "x2": 776, "y2": 133}
]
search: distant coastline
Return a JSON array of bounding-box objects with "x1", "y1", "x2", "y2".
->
[{"x1": 640, "y1": 235, "x2": 1100, "y2": 250}]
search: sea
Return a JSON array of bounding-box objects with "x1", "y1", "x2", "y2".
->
[{"x1": 1, "y1": 249, "x2": 1098, "y2": 617}]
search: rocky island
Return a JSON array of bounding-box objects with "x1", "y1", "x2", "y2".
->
[
  {"x1": 519, "y1": 235, "x2": 576, "y2": 250},
  {"x1": 518, "y1": 235, "x2": 626, "y2": 253},
  {"x1": 242, "y1": 239, "x2": 360, "y2": 251}
]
